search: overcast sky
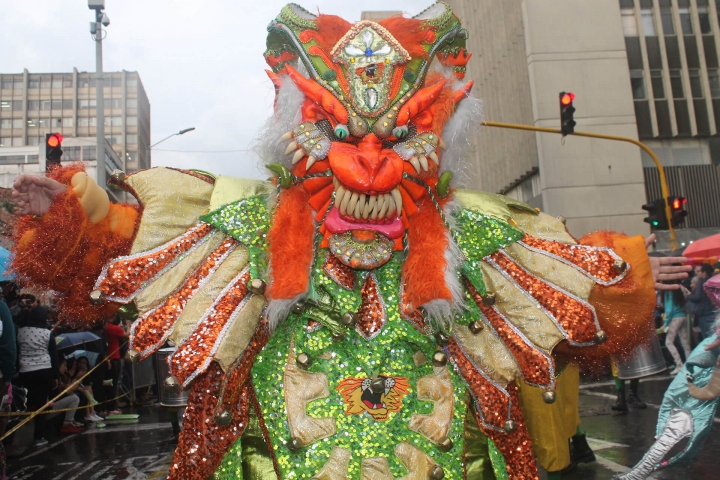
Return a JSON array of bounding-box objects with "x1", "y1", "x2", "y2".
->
[{"x1": 2, "y1": 1, "x2": 431, "y2": 179}]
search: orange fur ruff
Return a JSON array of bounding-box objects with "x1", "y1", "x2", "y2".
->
[{"x1": 266, "y1": 186, "x2": 316, "y2": 301}]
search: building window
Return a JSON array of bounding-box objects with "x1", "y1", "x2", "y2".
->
[
  {"x1": 651, "y1": 70, "x2": 665, "y2": 98},
  {"x1": 78, "y1": 77, "x2": 96, "y2": 88},
  {"x1": 126, "y1": 116, "x2": 137, "y2": 126},
  {"x1": 641, "y1": 9, "x2": 656, "y2": 35},
  {"x1": 106, "y1": 98, "x2": 122, "y2": 109},
  {"x1": 0, "y1": 101, "x2": 8, "y2": 110},
  {"x1": 0, "y1": 80, "x2": 11, "y2": 90},
  {"x1": 125, "y1": 150, "x2": 138, "y2": 162},
  {"x1": 0, "y1": 119, "x2": 10, "y2": 128},
  {"x1": 26, "y1": 119, "x2": 37, "y2": 128},
  {"x1": 13, "y1": 79, "x2": 23, "y2": 90},
  {"x1": 661, "y1": 7, "x2": 675, "y2": 34},
  {"x1": 28, "y1": 78, "x2": 39, "y2": 89},
  {"x1": 126, "y1": 98, "x2": 137, "y2": 108},
  {"x1": 51, "y1": 77, "x2": 62, "y2": 89},
  {"x1": 0, "y1": 138, "x2": 9, "y2": 146},
  {"x1": 62, "y1": 118, "x2": 74, "y2": 127},
  {"x1": 630, "y1": 70, "x2": 647, "y2": 99},
  {"x1": 83, "y1": 146, "x2": 96, "y2": 161},
  {"x1": 12, "y1": 137, "x2": 23, "y2": 146},
  {"x1": 670, "y1": 70, "x2": 684, "y2": 98},
  {"x1": 12, "y1": 119, "x2": 23, "y2": 129},
  {"x1": 104, "y1": 117, "x2": 122, "y2": 127},
  {"x1": 689, "y1": 69, "x2": 704, "y2": 97},
  {"x1": 27, "y1": 100, "x2": 39, "y2": 110},
  {"x1": 78, "y1": 117, "x2": 97, "y2": 127},
  {"x1": 0, "y1": 155, "x2": 26, "y2": 164},
  {"x1": 38, "y1": 118, "x2": 51, "y2": 129},
  {"x1": 40, "y1": 100, "x2": 51, "y2": 110},
  {"x1": 679, "y1": 8, "x2": 693, "y2": 34},
  {"x1": 79, "y1": 99, "x2": 96, "y2": 109},
  {"x1": 126, "y1": 134, "x2": 138, "y2": 144},
  {"x1": 708, "y1": 69, "x2": 720, "y2": 97},
  {"x1": 27, "y1": 136, "x2": 39, "y2": 146},
  {"x1": 126, "y1": 78, "x2": 137, "y2": 87},
  {"x1": 50, "y1": 118, "x2": 61, "y2": 128},
  {"x1": 622, "y1": 9, "x2": 638, "y2": 36},
  {"x1": 699, "y1": 7, "x2": 712, "y2": 34},
  {"x1": 40, "y1": 77, "x2": 51, "y2": 89},
  {"x1": 27, "y1": 155, "x2": 38, "y2": 164},
  {"x1": 106, "y1": 135, "x2": 122, "y2": 145},
  {"x1": 62, "y1": 99, "x2": 72, "y2": 109},
  {"x1": 64, "y1": 146, "x2": 81, "y2": 161}
]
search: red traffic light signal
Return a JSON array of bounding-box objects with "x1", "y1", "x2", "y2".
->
[
  {"x1": 668, "y1": 196, "x2": 688, "y2": 227},
  {"x1": 46, "y1": 133, "x2": 63, "y2": 148},
  {"x1": 561, "y1": 92, "x2": 575, "y2": 105},
  {"x1": 559, "y1": 91, "x2": 576, "y2": 136}
]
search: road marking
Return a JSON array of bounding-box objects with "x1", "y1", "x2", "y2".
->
[
  {"x1": 20, "y1": 435, "x2": 80, "y2": 461},
  {"x1": 586, "y1": 437, "x2": 630, "y2": 450},
  {"x1": 81, "y1": 422, "x2": 172, "y2": 435},
  {"x1": 595, "y1": 454, "x2": 631, "y2": 473},
  {"x1": 579, "y1": 376, "x2": 673, "y2": 390}
]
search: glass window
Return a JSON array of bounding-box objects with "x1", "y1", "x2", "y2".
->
[
  {"x1": 78, "y1": 77, "x2": 95, "y2": 88},
  {"x1": 62, "y1": 99, "x2": 72, "y2": 109},
  {"x1": 12, "y1": 137, "x2": 23, "y2": 146},
  {"x1": 12, "y1": 101, "x2": 21, "y2": 110},
  {"x1": 63, "y1": 77, "x2": 72, "y2": 88},
  {"x1": 708, "y1": 69, "x2": 720, "y2": 97},
  {"x1": 125, "y1": 151, "x2": 138, "y2": 162},
  {"x1": 62, "y1": 117, "x2": 73, "y2": 127},
  {"x1": 0, "y1": 101, "x2": 8, "y2": 110},
  {"x1": 37, "y1": 118, "x2": 51, "y2": 128},
  {"x1": 0, "y1": 119, "x2": 11, "y2": 128},
  {"x1": 699, "y1": 7, "x2": 712, "y2": 33},
  {"x1": 77, "y1": 117, "x2": 89, "y2": 127},
  {"x1": 51, "y1": 77, "x2": 62, "y2": 89},
  {"x1": 83, "y1": 146, "x2": 96, "y2": 161},
  {"x1": 126, "y1": 98, "x2": 137, "y2": 108},
  {"x1": 661, "y1": 7, "x2": 675, "y2": 34},
  {"x1": 106, "y1": 98, "x2": 122, "y2": 109},
  {"x1": 126, "y1": 134, "x2": 138, "y2": 144},
  {"x1": 13, "y1": 79, "x2": 23, "y2": 90},
  {"x1": 27, "y1": 100, "x2": 39, "y2": 110},
  {"x1": 26, "y1": 119, "x2": 37, "y2": 128},
  {"x1": 111, "y1": 77, "x2": 122, "y2": 87},
  {"x1": 40, "y1": 100, "x2": 52, "y2": 110},
  {"x1": 51, "y1": 100, "x2": 62, "y2": 110},
  {"x1": 126, "y1": 116, "x2": 137, "y2": 126},
  {"x1": 28, "y1": 78, "x2": 39, "y2": 89},
  {"x1": 670, "y1": 70, "x2": 684, "y2": 98},
  {"x1": 650, "y1": 70, "x2": 665, "y2": 99},
  {"x1": 79, "y1": 99, "x2": 96, "y2": 109},
  {"x1": 0, "y1": 155, "x2": 26, "y2": 164},
  {"x1": 679, "y1": 8, "x2": 693, "y2": 34},
  {"x1": 0, "y1": 80, "x2": 11, "y2": 90},
  {"x1": 107, "y1": 135, "x2": 123, "y2": 145},
  {"x1": 641, "y1": 9, "x2": 656, "y2": 35},
  {"x1": 40, "y1": 77, "x2": 51, "y2": 88},
  {"x1": 64, "y1": 146, "x2": 81, "y2": 161},
  {"x1": 0, "y1": 138, "x2": 9, "y2": 146},
  {"x1": 26, "y1": 155, "x2": 38, "y2": 164},
  {"x1": 622, "y1": 9, "x2": 638, "y2": 36},
  {"x1": 631, "y1": 70, "x2": 647, "y2": 99},
  {"x1": 689, "y1": 69, "x2": 704, "y2": 97},
  {"x1": 51, "y1": 118, "x2": 61, "y2": 128},
  {"x1": 126, "y1": 78, "x2": 137, "y2": 87},
  {"x1": 26, "y1": 136, "x2": 39, "y2": 146},
  {"x1": 12, "y1": 119, "x2": 23, "y2": 128}
]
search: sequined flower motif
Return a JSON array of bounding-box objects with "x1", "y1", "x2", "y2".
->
[{"x1": 335, "y1": 375, "x2": 410, "y2": 422}]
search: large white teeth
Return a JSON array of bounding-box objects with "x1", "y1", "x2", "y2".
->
[
  {"x1": 292, "y1": 149, "x2": 305, "y2": 164},
  {"x1": 418, "y1": 155, "x2": 429, "y2": 172},
  {"x1": 306, "y1": 155, "x2": 317, "y2": 170},
  {"x1": 284, "y1": 141, "x2": 298, "y2": 155},
  {"x1": 409, "y1": 157, "x2": 421, "y2": 174},
  {"x1": 332, "y1": 181, "x2": 405, "y2": 221},
  {"x1": 279, "y1": 131, "x2": 293, "y2": 143},
  {"x1": 429, "y1": 151, "x2": 439, "y2": 164},
  {"x1": 391, "y1": 188, "x2": 402, "y2": 215}
]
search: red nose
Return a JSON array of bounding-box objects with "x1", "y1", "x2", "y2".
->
[{"x1": 328, "y1": 134, "x2": 404, "y2": 193}]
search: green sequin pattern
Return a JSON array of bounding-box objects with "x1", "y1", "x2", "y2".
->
[
  {"x1": 252, "y1": 251, "x2": 469, "y2": 478},
  {"x1": 200, "y1": 195, "x2": 271, "y2": 279},
  {"x1": 452, "y1": 208, "x2": 524, "y2": 295}
]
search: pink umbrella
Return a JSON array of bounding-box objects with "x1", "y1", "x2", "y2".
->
[
  {"x1": 704, "y1": 274, "x2": 720, "y2": 309},
  {"x1": 683, "y1": 233, "x2": 720, "y2": 266}
]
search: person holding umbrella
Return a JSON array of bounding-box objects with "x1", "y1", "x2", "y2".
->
[{"x1": 682, "y1": 264, "x2": 718, "y2": 339}]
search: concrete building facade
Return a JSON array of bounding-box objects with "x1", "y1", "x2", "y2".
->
[{"x1": 0, "y1": 69, "x2": 151, "y2": 176}]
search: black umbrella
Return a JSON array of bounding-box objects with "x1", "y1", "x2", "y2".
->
[{"x1": 55, "y1": 331, "x2": 103, "y2": 351}]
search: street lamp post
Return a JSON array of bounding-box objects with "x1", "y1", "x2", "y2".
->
[
  {"x1": 146, "y1": 128, "x2": 196, "y2": 165},
  {"x1": 89, "y1": 1, "x2": 110, "y2": 188}
]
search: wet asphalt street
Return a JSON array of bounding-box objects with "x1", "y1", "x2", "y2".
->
[{"x1": 4, "y1": 374, "x2": 718, "y2": 479}]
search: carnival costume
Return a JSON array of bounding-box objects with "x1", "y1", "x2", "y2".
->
[{"x1": 12, "y1": 3, "x2": 657, "y2": 479}]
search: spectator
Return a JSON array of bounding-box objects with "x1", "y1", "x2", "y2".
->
[
  {"x1": 46, "y1": 357, "x2": 83, "y2": 434},
  {"x1": 73, "y1": 356, "x2": 103, "y2": 422},
  {"x1": 0, "y1": 283, "x2": 17, "y2": 457},
  {"x1": 682, "y1": 264, "x2": 719, "y2": 339},
  {"x1": 104, "y1": 316, "x2": 127, "y2": 416},
  {"x1": 661, "y1": 288, "x2": 691, "y2": 375},
  {"x1": 16, "y1": 306, "x2": 58, "y2": 447}
]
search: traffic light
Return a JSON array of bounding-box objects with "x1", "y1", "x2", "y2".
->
[
  {"x1": 668, "y1": 196, "x2": 688, "y2": 227},
  {"x1": 559, "y1": 91, "x2": 576, "y2": 136},
  {"x1": 642, "y1": 198, "x2": 668, "y2": 230},
  {"x1": 45, "y1": 133, "x2": 63, "y2": 164}
]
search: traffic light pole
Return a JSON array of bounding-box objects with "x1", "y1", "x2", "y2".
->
[
  {"x1": 93, "y1": 7, "x2": 106, "y2": 190},
  {"x1": 482, "y1": 121, "x2": 678, "y2": 250}
]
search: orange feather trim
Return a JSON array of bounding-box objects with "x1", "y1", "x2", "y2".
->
[
  {"x1": 402, "y1": 200, "x2": 452, "y2": 309},
  {"x1": 266, "y1": 186, "x2": 316, "y2": 301},
  {"x1": 312, "y1": 15, "x2": 353, "y2": 52},
  {"x1": 13, "y1": 165, "x2": 140, "y2": 327},
  {"x1": 555, "y1": 232, "x2": 655, "y2": 362},
  {"x1": 378, "y1": 16, "x2": 435, "y2": 59}
]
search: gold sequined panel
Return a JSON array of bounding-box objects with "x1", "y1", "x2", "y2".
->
[
  {"x1": 312, "y1": 447, "x2": 351, "y2": 480},
  {"x1": 479, "y1": 262, "x2": 564, "y2": 352},
  {"x1": 168, "y1": 267, "x2": 252, "y2": 387},
  {"x1": 466, "y1": 281, "x2": 555, "y2": 390},
  {"x1": 503, "y1": 242, "x2": 593, "y2": 301},
  {"x1": 96, "y1": 223, "x2": 215, "y2": 303},
  {"x1": 134, "y1": 231, "x2": 226, "y2": 315},
  {"x1": 168, "y1": 246, "x2": 250, "y2": 346},
  {"x1": 130, "y1": 236, "x2": 239, "y2": 358},
  {"x1": 323, "y1": 251, "x2": 357, "y2": 290},
  {"x1": 167, "y1": 362, "x2": 251, "y2": 480},
  {"x1": 487, "y1": 252, "x2": 599, "y2": 346},
  {"x1": 408, "y1": 366, "x2": 454, "y2": 445},
  {"x1": 394, "y1": 441, "x2": 440, "y2": 480},
  {"x1": 284, "y1": 340, "x2": 337, "y2": 447},
  {"x1": 214, "y1": 295, "x2": 266, "y2": 371},
  {"x1": 208, "y1": 176, "x2": 275, "y2": 211},
  {"x1": 360, "y1": 457, "x2": 393, "y2": 480},
  {"x1": 446, "y1": 338, "x2": 510, "y2": 432},
  {"x1": 356, "y1": 274, "x2": 386, "y2": 340},
  {"x1": 519, "y1": 234, "x2": 629, "y2": 286},
  {"x1": 452, "y1": 323, "x2": 519, "y2": 388},
  {"x1": 513, "y1": 209, "x2": 575, "y2": 244},
  {"x1": 125, "y1": 167, "x2": 215, "y2": 255}
]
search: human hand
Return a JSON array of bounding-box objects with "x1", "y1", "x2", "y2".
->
[
  {"x1": 12, "y1": 174, "x2": 67, "y2": 216},
  {"x1": 645, "y1": 234, "x2": 692, "y2": 290}
]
